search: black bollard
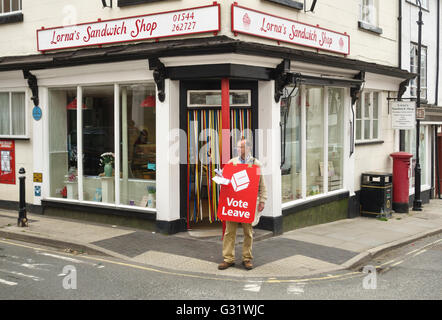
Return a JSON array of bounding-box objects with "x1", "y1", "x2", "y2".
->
[{"x1": 18, "y1": 167, "x2": 28, "y2": 227}]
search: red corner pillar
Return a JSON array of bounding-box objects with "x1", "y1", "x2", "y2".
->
[
  {"x1": 390, "y1": 152, "x2": 413, "y2": 213},
  {"x1": 221, "y1": 78, "x2": 230, "y2": 238},
  {"x1": 221, "y1": 78, "x2": 230, "y2": 167}
]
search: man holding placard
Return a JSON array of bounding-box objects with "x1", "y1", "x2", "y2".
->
[{"x1": 217, "y1": 139, "x2": 267, "y2": 271}]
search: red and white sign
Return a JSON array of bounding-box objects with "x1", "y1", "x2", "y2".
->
[
  {"x1": 37, "y1": 4, "x2": 220, "y2": 52},
  {"x1": 232, "y1": 4, "x2": 350, "y2": 55},
  {"x1": 0, "y1": 140, "x2": 15, "y2": 185},
  {"x1": 217, "y1": 163, "x2": 260, "y2": 224}
]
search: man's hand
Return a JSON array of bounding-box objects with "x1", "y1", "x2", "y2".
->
[{"x1": 258, "y1": 202, "x2": 265, "y2": 212}]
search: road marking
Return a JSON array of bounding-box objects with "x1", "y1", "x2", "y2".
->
[
  {"x1": 20, "y1": 263, "x2": 52, "y2": 271},
  {"x1": 287, "y1": 283, "x2": 306, "y2": 295},
  {"x1": 0, "y1": 239, "x2": 363, "y2": 284},
  {"x1": 0, "y1": 268, "x2": 43, "y2": 281},
  {"x1": 412, "y1": 249, "x2": 427, "y2": 257},
  {"x1": 0, "y1": 278, "x2": 17, "y2": 286},
  {"x1": 243, "y1": 281, "x2": 262, "y2": 293},
  {"x1": 380, "y1": 259, "x2": 397, "y2": 267},
  {"x1": 390, "y1": 260, "x2": 404, "y2": 267},
  {"x1": 37, "y1": 252, "x2": 84, "y2": 264}
]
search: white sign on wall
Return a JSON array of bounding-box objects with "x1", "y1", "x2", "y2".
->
[
  {"x1": 231, "y1": 3, "x2": 350, "y2": 55},
  {"x1": 37, "y1": 4, "x2": 220, "y2": 52},
  {"x1": 391, "y1": 101, "x2": 416, "y2": 130}
]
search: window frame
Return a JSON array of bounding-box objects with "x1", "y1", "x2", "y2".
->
[
  {"x1": 355, "y1": 90, "x2": 381, "y2": 143},
  {"x1": 0, "y1": 89, "x2": 28, "y2": 139},
  {"x1": 358, "y1": 0, "x2": 383, "y2": 34},
  {"x1": 0, "y1": 0, "x2": 22, "y2": 15},
  {"x1": 281, "y1": 85, "x2": 349, "y2": 206},
  {"x1": 46, "y1": 82, "x2": 157, "y2": 213},
  {"x1": 117, "y1": 0, "x2": 166, "y2": 7},
  {"x1": 410, "y1": 42, "x2": 428, "y2": 101}
]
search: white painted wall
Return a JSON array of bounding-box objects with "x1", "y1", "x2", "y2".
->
[
  {"x1": 353, "y1": 91, "x2": 399, "y2": 190},
  {"x1": 2, "y1": 0, "x2": 398, "y2": 69},
  {"x1": 258, "y1": 80, "x2": 281, "y2": 219},
  {"x1": 0, "y1": 71, "x2": 33, "y2": 204}
]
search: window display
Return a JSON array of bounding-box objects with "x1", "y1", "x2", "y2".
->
[
  {"x1": 120, "y1": 84, "x2": 156, "y2": 208},
  {"x1": 49, "y1": 88, "x2": 77, "y2": 199},
  {"x1": 81, "y1": 86, "x2": 115, "y2": 204},
  {"x1": 328, "y1": 88, "x2": 344, "y2": 191},
  {"x1": 306, "y1": 86, "x2": 324, "y2": 196},
  {"x1": 48, "y1": 83, "x2": 156, "y2": 209},
  {"x1": 281, "y1": 85, "x2": 346, "y2": 205},
  {"x1": 281, "y1": 87, "x2": 302, "y2": 202}
]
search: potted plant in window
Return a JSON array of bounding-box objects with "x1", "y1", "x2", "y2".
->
[{"x1": 100, "y1": 152, "x2": 115, "y2": 177}]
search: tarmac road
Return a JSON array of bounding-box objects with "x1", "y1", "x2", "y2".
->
[{"x1": 0, "y1": 233, "x2": 441, "y2": 301}]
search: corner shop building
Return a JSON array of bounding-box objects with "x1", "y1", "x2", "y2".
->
[{"x1": 0, "y1": 3, "x2": 414, "y2": 235}]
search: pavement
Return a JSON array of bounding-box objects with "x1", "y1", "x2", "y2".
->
[{"x1": 1, "y1": 199, "x2": 442, "y2": 279}]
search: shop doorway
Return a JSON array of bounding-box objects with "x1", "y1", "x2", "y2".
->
[{"x1": 180, "y1": 81, "x2": 257, "y2": 230}]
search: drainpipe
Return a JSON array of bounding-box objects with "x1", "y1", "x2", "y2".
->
[
  {"x1": 399, "y1": 0, "x2": 405, "y2": 151},
  {"x1": 436, "y1": 0, "x2": 440, "y2": 106}
]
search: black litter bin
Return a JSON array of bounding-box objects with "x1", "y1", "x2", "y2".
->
[{"x1": 360, "y1": 172, "x2": 393, "y2": 218}]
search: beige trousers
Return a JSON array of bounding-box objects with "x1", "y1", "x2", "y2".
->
[{"x1": 222, "y1": 221, "x2": 253, "y2": 263}]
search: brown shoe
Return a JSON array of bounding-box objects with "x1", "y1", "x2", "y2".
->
[
  {"x1": 218, "y1": 261, "x2": 235, "y2": 270},
  {"x1": 242, "y1": 260, "x2": 253, "y2": 270}
]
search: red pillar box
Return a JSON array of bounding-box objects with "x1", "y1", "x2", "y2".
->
[{"x1": 390, "y1": 152, "x2": 413, "y2": 213}]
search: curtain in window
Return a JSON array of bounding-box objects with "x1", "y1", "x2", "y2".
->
[
  {"x1": 11, "y1": 92, "x2": 25, "y2": 136},
  {"x1": 0, "y1": 93, "x2": 10, "y2": 135}
]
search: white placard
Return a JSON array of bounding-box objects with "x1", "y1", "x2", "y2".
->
[
  {"x1": 37, "y1": 4, "x2": 220, "y2": 52},
  {"x1": 232, "y1": 4, "x2": 350, "y2": 55},
  {"x1": 391, "y1": 101, "x2": 416, "y2": 130}
]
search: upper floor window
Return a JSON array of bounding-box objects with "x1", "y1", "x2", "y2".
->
[
  {"x1": 407, "y1": 0, "x2": 429, "y2": 10},
  {"x1": 0, "y1": 0, "x2": 22, "y2": 15},
  {"x1": 360, "y1": 0, "x2": 377, "y2": 26},
  {"x1": 118, "y1": 0, "x2": 164, "y2": 7},
  {"x1": 358, "y1": 0, "x2": 382, "y2": 34},
  {"x1": 410, "y1": 43, "x2": 427, "y2": 100}
]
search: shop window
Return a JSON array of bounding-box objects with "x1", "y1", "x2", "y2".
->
[
  {"x1": 119, "y1": 84, "x2": 156, "y2": 208},
  {"x1": 81, "y1": 86, "x2": 115, "y2": 204},
  {"x1": 281, "y1": 87, "x2": 302, "y2": 201},
  {"x1": 355, "y1": 91, "x2": 380, "y2": 142},
  {"x1": 327, "y1": 88, "x2": 345, "y2": 191},
  {"x1": 281, "y1": 85, "x2": 346, "y2": 204},
  {"x1": 410, "y1": 43, "x2": 427, "y2": 101},
  {"x1": 0, "y1": 91, "x2": 26, "y2": 138},
  {"x1": 306, "y1": 86, "x2": 324, "y2": 196},
  {"x1": 48, "y1": 88, "x2": 78, "y2": 199},
  {"x1": 48, "y1": 84, "x2": 156, "y2": 209}
]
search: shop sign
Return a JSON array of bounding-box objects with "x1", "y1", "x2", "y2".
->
[
  {"x1": 416, "y1": 107, "x2": 425, "y2": 120},
  {"x1": 37, "y1": 3, "x2": 220, "y2": 52},
  {"x1": 217, "y1": 163, "x2": 260, "y2": 224},
  {"x1": 231, "y1": 4, "x2": 350, "y2": 55},
  {"x1": 391, "y1": 101, "x2": 416, "y2": 130}
]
